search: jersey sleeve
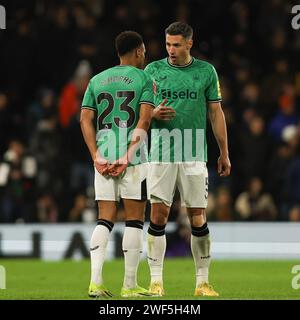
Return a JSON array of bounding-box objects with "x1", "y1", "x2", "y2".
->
[
  {"x1": 144, "y1": 63, "x2": 154, "y2": 79},
  {"x1": 205, "y1": 65, "x2": 222, "y2": 102},
  {"x1": 81, "y1": 80, "x2": 97, "y2": 111},
  {"x1": 140, "y1": 73, "x2": 155, "y2": 107}
]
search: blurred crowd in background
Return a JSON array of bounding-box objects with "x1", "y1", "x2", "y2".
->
[{"x1": 1, "y1": 0, "x2": 300, "y2": 227}]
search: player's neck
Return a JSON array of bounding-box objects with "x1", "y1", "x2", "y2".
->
[
  {"x1": 182, "y1": 55, "x2": 192, "y2": 66},
  {"x1": 119, "y1": 58, "x2": 138, "y2": 69}
]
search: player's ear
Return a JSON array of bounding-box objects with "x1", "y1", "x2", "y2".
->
[
  {"x1": 136, "y1": 47, "x2": 141, "y2": 58},
  {"x1": 136, "y1": 44, "x2": 145, "y2": 58},
  {"x1": 187, "y1": 38, "x2": 193, "y2": 50}
]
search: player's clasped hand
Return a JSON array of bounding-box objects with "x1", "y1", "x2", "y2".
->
[
  {"x1": 107, "y1": 156, "x2": 129, "y2": 177},
  {"x1": 153, "y1": 99, "x2": 176, "y2": 121},
  {"x1": 94, "y1": 154, "x2": 109, "y2": 176},
  {"x1": 94, "y1": 155, "x2": 128, "y2": 177},
  {"x1": 217, "y1": 155, "x2": 231, "y2": 177}
]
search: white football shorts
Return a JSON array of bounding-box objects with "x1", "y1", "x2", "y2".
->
[
  {"x1": 94, "y1": 163, "x2": 148, "y2": 201},
  {"x1": 148, "y1": 162, "x2": 208, "y2": 208}
]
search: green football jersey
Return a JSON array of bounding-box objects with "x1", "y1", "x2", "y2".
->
[
  {"x1": 145, "y1": 57, "x2": 222, "y2": 162},
  {"x1": 81, "y1": 65, "x2": 154, "y2": 165}
]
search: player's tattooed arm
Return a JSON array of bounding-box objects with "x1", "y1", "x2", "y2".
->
[{"x1": 208, "y1": 102, "x2": 231, "y2": 177}]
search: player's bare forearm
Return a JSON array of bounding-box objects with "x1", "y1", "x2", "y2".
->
[
  {"x1": 208, "y1": 102, "x2": 231, "y2": 176},
  {"x1": 80, "y1": 109, "x2": 97, "y2": 160},
  {"x1": 108, "y1": 104, "x2": 153, "y2": 176},
  {"x1": 208, "y1": 102, "x2": 228, "y2": 155},
  {"x1": 80, "y1": 109, "x2": 109, "y2": 175}
]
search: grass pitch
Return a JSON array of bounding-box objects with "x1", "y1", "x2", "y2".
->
[{"x1": 0, "y1": 258, "x2": 299, "y2": 300}]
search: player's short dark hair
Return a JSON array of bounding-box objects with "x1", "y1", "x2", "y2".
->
[
  {"x1": 115, "y1": 31, "x2": 144, "y2": 56},
  {"x1": 165, "y1": 22, "x2": 193, "y2": 39}
]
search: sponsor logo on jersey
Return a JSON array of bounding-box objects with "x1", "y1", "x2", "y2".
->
[{"x1": 160, "y1": 88, "x2": 198, "y2": 100}]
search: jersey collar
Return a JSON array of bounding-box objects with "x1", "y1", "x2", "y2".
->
[{"x1": 166, "y1": 57, "x2": 194, "y2": 68}]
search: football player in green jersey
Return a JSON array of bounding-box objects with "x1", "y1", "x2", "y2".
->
[
  {"x1": 145, "y1": 22, "x2": 231, "y2": 297},
  {"x1": 80, "y1": 31, "x2": 155, "y2": 298}
]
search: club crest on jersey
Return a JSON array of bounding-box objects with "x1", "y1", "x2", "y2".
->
[
  {"x1": 159, "y1": 76, "x2": 167, "y2": 81},
  {"x1": 160, "y1": 88, "x2": 198, "y2": 100}
]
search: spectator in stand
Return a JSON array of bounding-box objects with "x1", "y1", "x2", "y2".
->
[
  {"x1": 208, "y1": 186, "x2": 235, "y2": 221},
  {"x1": 266, "y1": 142, "x2": 295, "y2": 209},
  {"x1": 282, "y1": 155, "x2": 300, "y2": 219},
  {"x1": 36, "y1": 193, "x2": 58, "y2": 223},
  {"x1": 288, "y1": 206, "x2": 300, "y2": 222},
  {"x1": 26, "y1": 88, "x2": 57, "y2": 139},
  {"x1": 68, "y1": 194, "x2": 96, "y2": 223},
  {"x1": 269, "y1": 84, "x2": 299, "y2": 142},
  {"x1": 0, "y1": 140, "x2": 37, "y2": 222},
  {"x1": 235, "y1": 177, "x2": 277, "y2": 221},
  {"x1": 238, "y1": 114, "x2": 270, "y2": 188},
  {"x1": 29, "y1": 112, "x2": 61, "y2": 195},
  {"x1": 58, "y1": 60, "x2": 92, "y2": 129},
  {"x1": 0, "y1": 92, "x2": 12, "y2": 155}
]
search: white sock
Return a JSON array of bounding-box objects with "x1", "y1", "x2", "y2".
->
[
  {"x1": 147, "y1": 234, "x2": 166, "y2": 284},
  {"x1": 90, "y1": 224, "x2": 111, "y2": 285},
  {"x1": 191, "y1": 234, "x2": 211, "y2": 286},
  {"x1": 122, "y1": 225, "x2": 143, "y2": 289}
]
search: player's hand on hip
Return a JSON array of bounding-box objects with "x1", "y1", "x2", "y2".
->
[
  {"x1": 153, "y1": 99, "x2": 176, "y2": 121},
  {"x1": 108, "y1": 156, "x2": 128, "y2": 177},
  {"x1": 94, "y1": 153, "x2": 109, "y2": 176},
  {"x1": 217, "y1": 155, "x2": 231, "y2": 177}
]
